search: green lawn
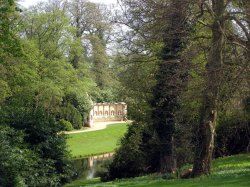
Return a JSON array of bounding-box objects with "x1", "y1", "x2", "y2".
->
[
  {"x1": 65, "y1": 154, "x2": 250, "y2": 187},
  {"x1": 67, "y1": 123, "x2": 128, "y2": 158}
]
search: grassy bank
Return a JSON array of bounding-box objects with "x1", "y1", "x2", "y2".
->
[
  {"x1": 67, "y1": 123, "x2": 128, "y2": 158},
  {"x1": 65, "y1": 154, "x2": 250, "y2": 187}
]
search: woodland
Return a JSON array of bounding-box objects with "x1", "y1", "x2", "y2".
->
[{"x1": 0, "y1": 0, "x2": 249, "y2": 186}]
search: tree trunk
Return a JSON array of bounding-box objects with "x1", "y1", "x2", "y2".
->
[
  {"x1": 192, "y1": 0, "x2": 225, "y2": 177},
  {"x1": 151, "y1": 0, "x2": 189, "y2": 173},
  {"x1": 71, "y1": 18, "x2": 82, "y2": 69},
  {"x1": 160, "y1": 136, "x2": 176, "y2": 173},
  {"x1": 151, "y1": 59, "x2": 179, "y2": 173},
  {"x1": 71, "y1": 54, "x2": 80, "y2": 69},
  {"x1": 244, "y1": 0, "x2": 250, "y2": 154},
  {"x1": 245, "y1": 0, "x2": 250, "y2": 63}
]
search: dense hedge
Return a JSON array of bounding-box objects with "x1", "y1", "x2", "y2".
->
[
  {"x1": 215, "y1": 113, "x2": 249, "y2": 157},
  {"x1": 102, "y1": 122, "x2": 148, "y2": 181}
]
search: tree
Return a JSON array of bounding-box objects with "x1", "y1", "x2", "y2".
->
[
  {"x1": 192, "y1": 0, "x2": 225, "y2": 176},
  {"x1": 67, "y1": 0, "x2": 89, "y2": 69},
  {"x1": 192, "y1": 0, "x2": 249, "y2": 176},
  {"x1": 0, "y1": 0, "x2": 21, "y2": 56},
  {"x1": 67, "y1": 0, "x2": 117, "y2": 102},
  {"x1": 0, "y1": 1, "x2": 79, "y2": 185},
  {"x1": 150, "y1": 0, "x2": 190, "y2": 173},
  {"x1": 116, "y1": 0, "x2": 190, "y2": 173},
  {"x1": 20, "y1": 1, "x2": 95, "y2": 127}
]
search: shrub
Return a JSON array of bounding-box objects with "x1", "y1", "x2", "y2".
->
[
  {"x1": 102, "y1": 122, "x2": 147, "y2": 181},
  {"x1": 0, "y1": 126, "x2": 34, "y2": 186},
  {"x1": 61, "y1": 104, "x2": 83, "y2": 129},
  {"x1": 59, "y1": 119, "x2": 73, "y2": 131},
  {"x1": 2, "y1": 107, "x2": 74, "y2": 186},
  {"x1": 215, "y1": 113, "x2": 249, "y2": 157},
  {"x1": 162, "y1": 172, "x2": 177, "y2": 180},
  {"x1": 174, "y1": 121, "x2": 195, "y2": 168},
  {"x1": 63, "y1": 92, "x2": 92, "y2": 125}
]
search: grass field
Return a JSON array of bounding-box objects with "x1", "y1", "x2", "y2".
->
[
  {"x1": 65, "y1": 154, "x2": 250, "y2": 187},
  {"x1": 67, "y1": 123, "x2": 128, "y2": 158}
]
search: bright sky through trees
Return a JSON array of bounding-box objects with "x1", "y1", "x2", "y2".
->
[{"x1": 20, "y1": 0, "x2": 117, "y2": 7}]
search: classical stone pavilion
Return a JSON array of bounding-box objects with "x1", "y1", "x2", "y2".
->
[{"x1": 88, "y1": 102, "x2": 127, "y2": 127}]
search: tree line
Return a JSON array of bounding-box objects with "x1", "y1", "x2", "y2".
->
[
  {"x1": 104, "y1": 0, "x2": 249, "y2": 180},
  {"x1": 0, "y1": 0, "x2": 117, "y2": 186},
  {"x1": 0, "y1": 0, "x2": 249, "y2": 186}
]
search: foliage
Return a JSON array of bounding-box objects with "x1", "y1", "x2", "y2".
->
[
  {"x1": 66, "y1": 0, "x2": 117, "y2": 102},
  {"x1": 0, "y1": 0, "x2": 121, "y2": 185},
  {"x1": 1, "y1": 107, "x2": 74, "y2": 185},
  {"x1": 0, "y1": 126, "x2": 35, "y2": 186},
  {"x1": 115, "y1": 54, "x2": 156, "y2": 122},
  {"x1": 0, "y1": 0, "x2": 21, "y2": 56},
  {"x1": 215, "y1": 112, "x2": 249, "y2": 157},
  {"x1": 108, "y1": 0, "x2": 192, "y2": 175},
  {"x1": 1, "y1": 0, "x2": 249, "y2": 184},
  {"x1": 103, "y1": 123, "x2": 147, "y2": 180},
  {"x1": 174, "y1": 122, "x2": 195, "y2": 168},
  {"x1": 61, "y1": 103, "x2": 83, "y2": 129},
  {"x1": 109, "y1": 0, "x2": 250, "y2": 178},
  {"x1": 59, "y1": 119, "x2": 74, "y2": 131},
  {"x1": 62, "y1": 92, "x2": 93, "y2": 126}
]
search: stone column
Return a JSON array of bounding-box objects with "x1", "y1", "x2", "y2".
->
[
  {"x1": 115, "y1": 104, "x2": 117, "y2": 116},
  {"x1": 103, "y1": 104, "x2": 104, "y2": 118}
]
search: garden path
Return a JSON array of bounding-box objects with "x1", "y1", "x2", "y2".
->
[{"x1": 64, "y1": 121, "x2": 126, "y2": 134}]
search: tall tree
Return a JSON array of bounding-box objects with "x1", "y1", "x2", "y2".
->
[
  {"x1": 192, "y1": 0, "x2": 250, "y2": 176},
  {"x1": 67, "y1": 0, "x2": 110, "y2": 71},
  {"x1": 67, "y1": 0, "x2": 114, "y2": 101},
  {"x1": 67, "y1": 0, "x2": 89, "y2": 68},
  {"x1": 0, "y1": 1, "x2": 75, "y2": 186},
  {"x1": 114, "y1": 0, "x2": 190, "y2": 173},
  {"x1": 192, "y1": 0, "x2": 225, "y2": 176},
  {"x1": 0, "y1": 0, "x2": 21, "y2": 56},
  {"x1": 150, "y1": 0, "x2": 189, "y2": 173}
]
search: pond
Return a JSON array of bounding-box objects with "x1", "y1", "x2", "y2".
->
[{"x1": 72, "y1": 153, "x2": 113, "y2": 180}]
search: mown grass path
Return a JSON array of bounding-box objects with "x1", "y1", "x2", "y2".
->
[
  {"x1": 65, "y1": 154, "x2": 250, "y2": 187},
  {"x1": 67, "y1": 123, "x2": 128, "y2": 158}
]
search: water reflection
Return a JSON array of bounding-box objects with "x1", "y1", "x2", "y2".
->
[{"x1": 72, "y1": 153, "x2": 113, "y2": 180}]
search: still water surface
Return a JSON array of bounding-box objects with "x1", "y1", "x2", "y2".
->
[{"x1": 72, "y1": 153, "x2": 113, "y2": 180}]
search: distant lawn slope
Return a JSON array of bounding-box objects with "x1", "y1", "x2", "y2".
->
[
  {"x1": 67, "y1": 123, "x2": 128, "y2": 158},
  {"x1": 65, "y1": 154, "x2": 250, "y2": 187}
]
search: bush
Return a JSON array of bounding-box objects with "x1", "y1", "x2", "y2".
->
[
  {"x1": 63, "y1": 92, "x2": 92, "y2": 125},
  {"x1": 173, "y1": 117, "x2": 196, "y2": 168},
  {"x1": 102, "y1": 122, "x2": 147, "y2": 181},
  {"x1": 2, "y1": 107, "x2": 74, "y2": 186},
  {"x1": 215, "y1": 113, "x2": 249, "y2": 157},
  {"x1": 59, "y1": 119, "x2": 73, "y2": 131},
  {"x1": 162, "y1": 172, "x2": 177, "y2": 180},
  {"x1": 0, "y1": 126, "x2": 34, "y2": 186},
  {"x1": 61, "y1": 104, "x2": 83, "y2": 129}
]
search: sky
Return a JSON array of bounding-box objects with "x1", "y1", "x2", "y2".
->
[{"x1": 19, "y1": 0, "x2": 117, "y2": 7}]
